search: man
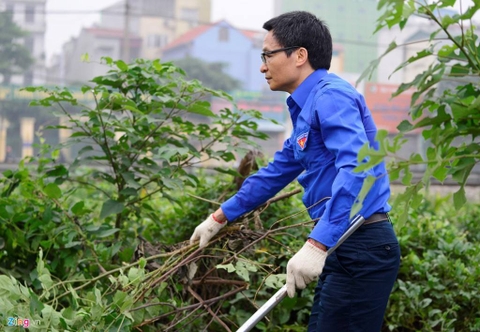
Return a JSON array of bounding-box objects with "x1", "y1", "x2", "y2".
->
[{"x1": 190, "y1": 11, "x2": 400, "y2": 332}]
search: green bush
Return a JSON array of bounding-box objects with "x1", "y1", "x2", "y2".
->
[{"x1": 384, "y1": 199, "x2": 480, "y2": 332}]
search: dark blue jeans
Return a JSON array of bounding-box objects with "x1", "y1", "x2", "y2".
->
[{"x1": 308, "y1": 221, "x2": 400, "y2": 332}]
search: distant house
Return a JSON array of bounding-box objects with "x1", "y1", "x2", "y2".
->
[
  {"x1": 0, "y1": 0, "x2": 47, "y2": 86},
  {"x1": 162, "y1": 20, "x2": 345, "y2": 92},
  {"x1": 59, "y1": 27, "x2": 142, "y2": 85},
  {"x1": 48, "y1": 0, "x2": 211, "y2": 86},
  {"x1": 162, "y1": 20, "x2": 267, "y2": 92},
  {"x1": 100, "y1": 0, "x2": 212, "y2": 60}
]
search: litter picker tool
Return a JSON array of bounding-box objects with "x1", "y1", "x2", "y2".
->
[{"x1": 236, "y1": 214, "x2": 366, "y2": 332}]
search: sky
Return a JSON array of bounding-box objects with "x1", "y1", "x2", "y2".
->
[{"x1": 45, "y1": 0, "x2": 274, "y2": 61}]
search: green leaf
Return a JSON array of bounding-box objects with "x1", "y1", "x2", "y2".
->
[
  {"x1": 119, "y1": 246, "x2": 135, "y2": 262},
  {"x1": 402, "y1": 168, "x2": 413, "y2": 186},
  {"x1": 100, "y1": 200, "x2": 125, "y2": 219},
  {"x1": 162, "y1": 178, "x2": 182, "y2": 190},
  {"x1": 96, "y1": 228, "x2": 120, "y2": 238},
  {"x1": 37, "y1": 268, "x2": 54, "y2": 289},
  {"x1": 216, "y1": 263, "x2": 235, "y2": 273},
  {"x1": 451, "y1": 158, "x2": 475, "y2": 184},
  {"x1": 23, "y1": 86, "x2": 39, "y2": 92},
  {"x1": 29, "y1": 289, "x2": 45, "y2": 315},
  {"x1": 389, "y1": 166, "x2": 401, "y2": 181},
  {"x1": 264, "y1": 274, "x2": 286, "y2": 289},
  {"x1": 77, "y1": 146, "x2": 94, "y2": 156},
  {"x1": 70, "y1": 131, "x2": 90, "y2": 138},
  {"x1": 122, "y1": 172, "x2": 141, "y2": 189},
  {"x1": 64, "y1": 241, "x2": 82, "y2": 248},
  {"x1": 438, "y1": 44, "x2": 457, "y2": 58},
  {"x1": 351, "y1": 175, "x2": 376, "y2": 218},
  {"x1": 152, "y1": 59, "x2": 163, "y2": 71},
  {"x1": 234, "y1": 261, "x2": 257, "y2": 282},
  {"x1": 42, "y1": 206, "x2": 52, "y2": 222},
  {"x1": 71, "y1": 201, "x2": 86, "y2": 216},
  {"x1": 432, "y1": 165, "x2": 449, "y2": 182},
  {"x1": 116, "y1": 60, "x2": 129, "y2": 71},
  {"x1": 213, "y1": 167, "x2": 242, "y2": 177},
  {"x1": 85, "y1": 224, "x2": 100, "y2": 232},
  {"x1": 397, "y1": 120, "x2": 413, "y2": 132},
  {"x1": 0, "y1": 275, "x2": 20, "y2": 298},
  {"x1": 453, "y1": 187, "x2": 466, "y2": 210},
  {"x1": 451, "y1": 63, "x2": 471, "y2": 76},
  {"x1": 81, "y1": 53, "x2": 90, "y2": 62},
  {"x1": 44, "y1": 183, "x2": 62, "y2": 199},
  {"x1": 127, "y1": 267, "x2": 144, "y2": 286},
  {"x1": 114, "y1": 290, "x2": 128, "y2": 307},
  {"x1": 186, "y1": 100, "x2": 215, "y2": 116},
  {"x1": 441, "y1": 15, "x2": 456, "y2": 28}
]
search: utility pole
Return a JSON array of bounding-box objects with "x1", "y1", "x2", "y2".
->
[{"x1": 122, "y1": 0, "x2": 130, "y2": 62}]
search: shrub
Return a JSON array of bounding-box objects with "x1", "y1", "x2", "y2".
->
[{"x1": 384, "y1": 198, "x2": 480, "y2": 332}]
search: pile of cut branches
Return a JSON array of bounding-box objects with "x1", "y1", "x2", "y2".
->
[{"x1": 131, "y1": 187, "x2": 307, "y2": 331}]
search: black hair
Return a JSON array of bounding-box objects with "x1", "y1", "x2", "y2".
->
[{"x1": 263, "y1": 11, "x2": 332, "y2": 70}]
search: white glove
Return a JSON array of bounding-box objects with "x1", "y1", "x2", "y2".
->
[
  {"x1": 286, "y1": 240, "x2": 328, "y2": 298},
  {"x1": 190, "y1": 214, "x2": 226, "y2": 248}
]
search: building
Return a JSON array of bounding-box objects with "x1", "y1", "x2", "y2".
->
[
  {"x1": 0, "y1": 0, "x2": 47, "y2": 85},
  {"x1": 0, "y1": 0, "x2": 47, "y2": 162},
  {"x1": 48, "y1": 0, "x2": 211, "y2": 86},
  {"x1": 162, "y1": 20, "x2": 266, "y2": 91},
  {"x1": 162, "y1": 20, "x2": 345, "y2": 92},
  {"x1": 274, "y1": 0, "x2": 378, "y2": 79},
  {"x1": 58, "y1": 27, "x2": 142, "y2": 85},
  {"x1": 100, "y1": 0, "x2": 211, "y2": 60}
]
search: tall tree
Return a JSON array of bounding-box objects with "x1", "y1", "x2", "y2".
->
[
  {"x1": 0, "y1": 11, "x2": 34, "y2": 85},
  {"x1": 173, "y1": 57, "x2": 242, "y2": 92}
]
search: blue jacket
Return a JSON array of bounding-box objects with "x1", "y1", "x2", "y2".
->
[{"x1": 221, "y1": 69, "x2": 391, "y2": 247}]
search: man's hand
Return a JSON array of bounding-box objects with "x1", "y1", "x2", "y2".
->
[
  {"x1": 286, "y1": 240, "x2": 328, "y2": 297},
  {"x1": 190, "y1": 214, "x2": 227, "y2": 248}
]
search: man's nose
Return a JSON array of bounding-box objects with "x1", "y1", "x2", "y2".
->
[{"x1": 260, "y1": 62, "x2": 267, "y2": 73}]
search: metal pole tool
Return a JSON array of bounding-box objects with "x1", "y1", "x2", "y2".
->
[{"x1": 236, "y1": 215, "x2": 366, "y2": 332}]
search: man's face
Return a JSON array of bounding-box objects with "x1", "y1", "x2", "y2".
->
[{"x1": 260, "y1": 31, "x2": 301, "y2": 94}]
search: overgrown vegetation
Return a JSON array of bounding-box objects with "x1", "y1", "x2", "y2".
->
[
  {"x1": 2, "y1": 0, "x2": 480, "y2": 329},
  {"x1": 385, "y1": 200, "x2": 480, "y2": 331},
  {"x1": 0, "y1": 58, "x2": 311, "y2": 331},
  {"x1": 1, "y1": 161, "x2": 480, "y2": 331}
]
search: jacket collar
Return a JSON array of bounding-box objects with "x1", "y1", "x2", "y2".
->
[{"x1": 289, "y1": 69, "x2": 329, "y2": 109}]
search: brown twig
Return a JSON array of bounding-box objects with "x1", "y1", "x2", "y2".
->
[
  {"x1": 188, "y1": 286, "x2": 232, "y2": 332},
  {"x1": 198, "y1": 220, "x2": 313, "y2": 282},
  {"x1": 204, "y1": 301, "x2": 227, "y2": 331},
  {"x1": 192, "y1": 277, "x2": 247, "y2": 287},
  {"x1": 131, "y1": 301, "x2": 176, "y2": 312},
  {"x1": 134, "y1": 247, "x2": 204, "y2": 301},
  {"x1": 134, "y1": 285, "x2": 247, "y2": 328},
  {"x1": 263, "y1": 188, "x2": 302, "y2": 205}
]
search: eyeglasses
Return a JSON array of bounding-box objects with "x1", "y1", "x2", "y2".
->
[{"x1": 260, "y1": 46, "x2": 301, "y2": 64}]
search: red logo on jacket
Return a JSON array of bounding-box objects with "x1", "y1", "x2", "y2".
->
[{"x1": 297, "y1": 132, "x2": 309, "y2": 150}]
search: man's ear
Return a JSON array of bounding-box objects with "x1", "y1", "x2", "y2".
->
[{"x1": 296, "y1": 47, "x2": 309, "y2": 67}]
